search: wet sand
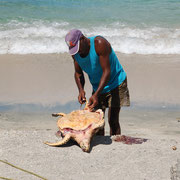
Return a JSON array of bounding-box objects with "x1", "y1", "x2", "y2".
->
[
  {"x1": 0, "y1": 53, "x2": 180, "y2": 105},
  {"x1": 0, "y1": 53, "x2": 180, "y2": 180}
]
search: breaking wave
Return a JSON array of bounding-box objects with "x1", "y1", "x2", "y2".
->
[{"x1": 0, "y1": 20, "x2": 180, "y2": 54}]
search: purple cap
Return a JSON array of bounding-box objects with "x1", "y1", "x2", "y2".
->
[{"x1": 65, "y1": 29, "x2": 82, "y2": 55}]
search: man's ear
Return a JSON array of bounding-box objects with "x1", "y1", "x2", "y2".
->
[{"x1": 81, "y1": 35, "x2": 85, "y2": 40}]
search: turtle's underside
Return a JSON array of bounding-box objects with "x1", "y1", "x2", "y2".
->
[{"x1": 44, "y1": 104, "x2": 104, "y2": 152}]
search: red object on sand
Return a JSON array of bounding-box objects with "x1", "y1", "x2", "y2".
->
[{"x1": 112, "y1": 135, "x2": 148, "y2": 145}]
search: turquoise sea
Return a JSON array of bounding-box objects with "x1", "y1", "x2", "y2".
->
[{"x1": 0, "y1": 0, "x2": 180, "y2": 54}]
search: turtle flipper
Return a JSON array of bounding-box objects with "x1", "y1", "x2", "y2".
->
[
  {"x1": 52, "y1": 113, "x2": 66, "y2": 117},
  {"x1": 44, "y1": 134, "x2": 71, "y2": 146}
]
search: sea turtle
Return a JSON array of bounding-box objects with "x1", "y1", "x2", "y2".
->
[{"x1": 44, "y1": 102, "x2": 104, "y2": 152}]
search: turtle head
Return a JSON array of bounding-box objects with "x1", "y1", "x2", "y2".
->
[{"x1": 80, "y1": 140, "x2": 90, "y2": 152}]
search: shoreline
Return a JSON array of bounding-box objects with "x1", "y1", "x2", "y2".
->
[{"x1": 0, "y1": 53, "x2": 180, "y2": 106}]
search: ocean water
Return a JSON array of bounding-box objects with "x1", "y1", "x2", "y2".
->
[{"x1": 0, "y1": 0, "x2": 180, "y2": 54}]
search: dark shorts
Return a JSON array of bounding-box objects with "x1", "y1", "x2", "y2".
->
[{"x1": 94, "y1": 77, "x2": 130, "y2": 110}]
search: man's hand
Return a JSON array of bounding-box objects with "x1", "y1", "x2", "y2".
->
[
  {"x1": 88, "y1": 94, "x2": 98, "y2": 111},
  {"x1": 78, "y1": 90, "x2": 86, "y2": 104}
]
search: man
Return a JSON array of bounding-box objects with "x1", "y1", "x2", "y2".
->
[{"x1": 65, "y1": 29, "x2": 130, "y2": 136}]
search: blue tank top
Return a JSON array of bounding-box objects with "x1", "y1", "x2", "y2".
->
[{"x1": 74, "y1": 36, "x2": 126, "y2": 94}]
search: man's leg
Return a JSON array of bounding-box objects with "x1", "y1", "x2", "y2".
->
[
  {"x1": 108, "y1": 107, "x2": 121, "y2": 135},
  {"x1": 96, "y1": 127, "x2": 105, "y2": 136}
]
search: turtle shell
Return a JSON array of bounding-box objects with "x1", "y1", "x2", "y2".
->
[{"x1": 57, "y1": 109, "x2": 104, "y2": 131}]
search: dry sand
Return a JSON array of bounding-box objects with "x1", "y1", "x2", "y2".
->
[{"x1": 0, "y1": 53, "x2": 180, "y2": 180}]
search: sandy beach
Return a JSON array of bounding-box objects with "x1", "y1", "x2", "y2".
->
[{"x1": 0, "y1": 53, "x2": 180, "y2": 180}]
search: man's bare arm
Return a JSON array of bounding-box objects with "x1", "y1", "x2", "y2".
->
[
  {"x1": 88, "y1": 36, "x2": 111, "y2": 109},
  {"x1": 72, "y1": 56, "x2": 86, "y2": 104},
  {"x1": 94, "y1": 36, "x2": 111, "y2": 96}
]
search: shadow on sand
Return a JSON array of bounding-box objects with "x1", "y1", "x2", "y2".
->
[{"x1": 46, "y1": 135, "x2": 112, "y2": 153}]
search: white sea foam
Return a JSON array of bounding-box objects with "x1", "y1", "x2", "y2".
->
[{"x1": 0, "y1": 21, "x2": 180, "y2": 54}]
